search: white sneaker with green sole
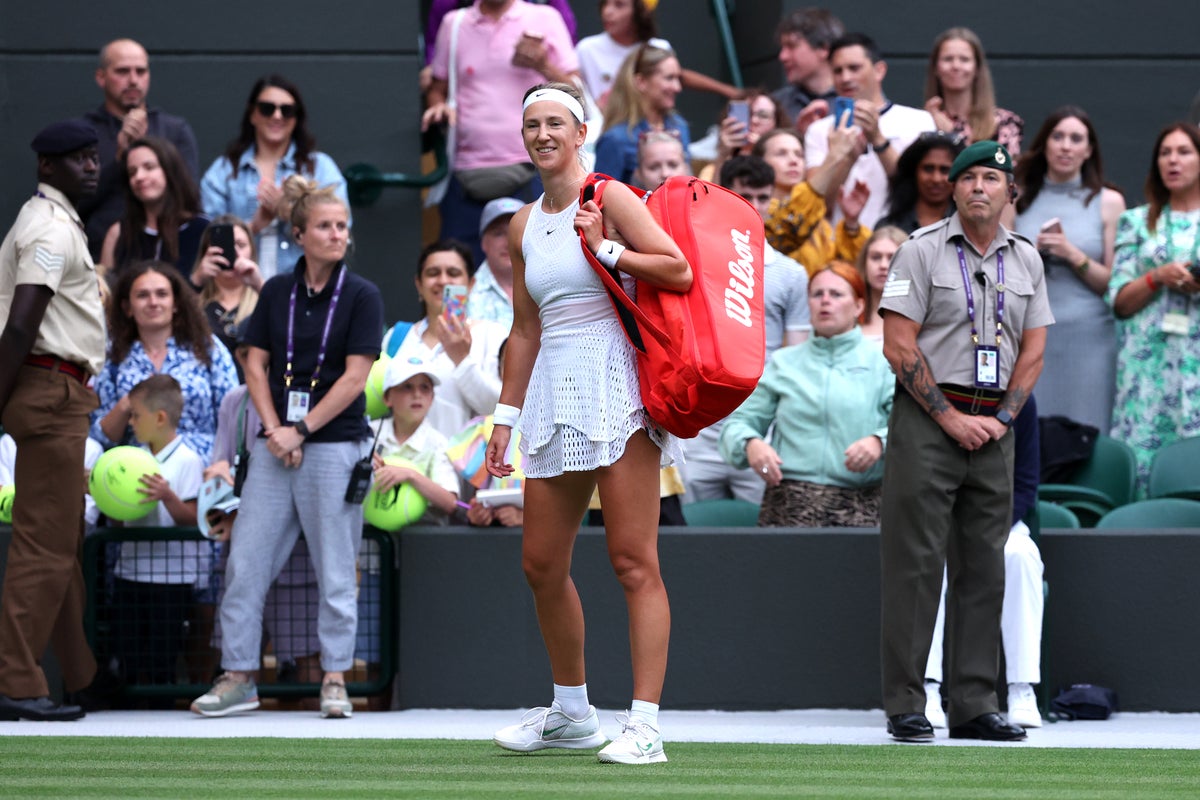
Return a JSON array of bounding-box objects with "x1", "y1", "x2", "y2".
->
[{"x1": 493, "y1": 705, "x2": 607, "y2": 752}]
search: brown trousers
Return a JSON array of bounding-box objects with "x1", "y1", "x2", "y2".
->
[
  {"x1": 0, "y1": 365, "x2": 98, "y2": 697},
  {"x1": 879, "y1": 391, "x2": 1014, "y2": 726}
]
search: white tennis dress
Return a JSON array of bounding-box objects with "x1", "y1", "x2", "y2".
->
[{"x1": 518, "y1": 197, "x2": 682, "y2": 478}]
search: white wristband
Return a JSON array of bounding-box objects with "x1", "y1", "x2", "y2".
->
[
  {"x1": 492, "y1": 403, "x2": 521, "y2": 428},
  {"x1": 595, "y1": 239, "x2": 626, "y2": 270}
]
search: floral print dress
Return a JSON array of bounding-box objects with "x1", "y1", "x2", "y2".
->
[{"x1": 1106, "y1": 204, "x2": 1200, "y2": 495}]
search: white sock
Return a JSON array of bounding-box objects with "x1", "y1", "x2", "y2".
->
[
  {"x1": 629, "y1": 699, "x2": 659, "y2": 730},
  {"x1": 552, "y1": 683, "x2": 590, "y2": 719}
]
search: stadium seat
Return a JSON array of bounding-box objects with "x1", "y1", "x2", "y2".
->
[
  {"x1": 681, "y1": 498, "x2": 760, "y2": 527},
  {"x1": 1038, "y1": 436, "x2": 1137, "y2": 527},
  {"x1": 1148, "y1": 436, "x2": 1200, "y2": 500},
  {"x1": 1095, "y1": 498, "x2": 1200, "y2": 530},
  {"x1": 1035, "y1": 501, "x2": 1081, "y2": 531}
]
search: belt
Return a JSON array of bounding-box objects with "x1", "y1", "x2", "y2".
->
[
  {"x1": 938, "y1": 384, "x2": 1003, "y2": 416},
  {"x1": 25, "y1": 354, "x2": 88, "y2": 383}
]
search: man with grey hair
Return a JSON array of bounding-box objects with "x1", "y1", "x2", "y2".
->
[{"x1": 78, "y1": 38, "x2": 199, "y2": 260}]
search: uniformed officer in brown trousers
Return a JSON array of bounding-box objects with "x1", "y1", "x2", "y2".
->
[
  {"x1": 0, "y1": 120, "x2": 107, "y2": 721},
  {"x1": 878, "y1": 140, "x2": 1054, "y2": 742}
]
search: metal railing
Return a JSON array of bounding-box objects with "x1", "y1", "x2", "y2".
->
[{"x1": 82, "y1": 526, "x2": 396, "y2": 702}]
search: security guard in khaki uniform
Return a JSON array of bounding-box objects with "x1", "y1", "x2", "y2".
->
[
  {"x1": 878, "y1": 140, "x2": 1054, "y2": 742},
  {"x1": 0, "y1": 120, "x2": 106, "y2": 721}
]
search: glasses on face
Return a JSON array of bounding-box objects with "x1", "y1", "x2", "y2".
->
[{"x1": 256, "y1": 101, "x2": 297, "y2": 119}]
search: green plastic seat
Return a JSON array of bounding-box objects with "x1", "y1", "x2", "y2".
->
[
  {"x1": 681, "y1": 498, "x2": 760, "y2": 527},
  {"x1": 1095, "y1": 498, "x2": 1200, "y2": 530},
  {"x1": 1035, "y1": 500, "x2": 1081, "y2": 530},
  {"x1": 1148, "y1": 436, "x2": 1200, "y2": 500},
  {"x1": 1038, "y1": 436, "x2": 1137, "y2": 526}
]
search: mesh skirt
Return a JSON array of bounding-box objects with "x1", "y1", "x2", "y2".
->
[{"x1": 519, "y1": 317, "x2": 682, "y2": 478}]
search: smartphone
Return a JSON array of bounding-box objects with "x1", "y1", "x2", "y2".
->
[
  {"x1": 443, "y1": 284, "x2": 468, "y2": 322},
  {"x1": 728, "y1": 100, "x2": 750, "y2": 129},
  {"x1": 1040, "y1": 217, "x2": 1063, "y2": 234},
  {"x1": 208, "y1": 223, "x2": 237, "y2": 270},
  {"x1": 833, "y1": 96, "x2": 855, "y2": 128}
]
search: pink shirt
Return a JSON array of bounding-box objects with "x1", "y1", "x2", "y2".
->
[{"x1": 432, "y1": 0, "x2": 578, "y2": 171}]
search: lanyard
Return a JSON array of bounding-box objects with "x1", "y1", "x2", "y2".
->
[
  {"x1": 285, "y1": 265, "x2": 347, "y2": 390},
  {"x1": 955, "y1": 243, "x2": 1004, "y2": 345}
]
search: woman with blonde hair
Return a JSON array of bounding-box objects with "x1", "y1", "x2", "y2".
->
[
  {"x1": 191, "y1": 174, "x2": 384, "y2": 720},
  {"x1": 594, "y1": 43, "x2": 690, "y2": 183},
  {"x1": 856, "y1": 225, "x2": 909, "y2": 342},
  {"x1": 923, "y1": 27, "x2": 1023, "y2": 153},
  {"x1": 488, "y1": 81, "x2": 689, "y2": 763},
  {"x1": 720, "y1": 262, "x2": 894, "y2": 527}
]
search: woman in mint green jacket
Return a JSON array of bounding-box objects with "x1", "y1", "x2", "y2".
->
[{"x1": 719, "y1": 262, "x2": 894, "y2": 527}]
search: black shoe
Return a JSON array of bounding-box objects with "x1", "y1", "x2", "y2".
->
[
  {"x1": 949, "y1": 712, "x2": 1027, "y2": 741},
  {"x1": 64, "y1": 668, "x2": 124, "y2": 712},
  {"x1": 0, "y1": 694, "x2": 86, "y2": 721},
  {"x1": 887, "y1": 712, "x2": 934, "y2": 741}
]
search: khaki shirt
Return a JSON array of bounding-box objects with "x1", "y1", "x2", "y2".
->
[
  {"x1": 879, "y1": 215, "x2": 1054, "y2": 389},
  {"x1": 0, "y1": 183, "x2": 107, "y2": 375}
]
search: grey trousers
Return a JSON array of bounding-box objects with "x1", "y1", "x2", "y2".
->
[
  {"x1": 219, "y1": 438, "x2": 367, "y2": 673},
  {"x1": 879, "y1": 391, "x2": 1013, "y2": 726}
]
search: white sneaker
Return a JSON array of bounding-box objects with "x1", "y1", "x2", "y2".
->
[
  {"x1": 1007, "y1": 682, "x2": 1043, "y2": 728},
  {"x1": 924, "y1": 681, "x2": 947, "y2": 729},
  {"x1": 320, "y1": 681, "x2": 353, "y2": 719},
  {"x1": 493, "y1": 705, "x2": 606, "y2": 752},
  {"x1": 597, "y1": 712, "x2": 667, "y2": 764}
]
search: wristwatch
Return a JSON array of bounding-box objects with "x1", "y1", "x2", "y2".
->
[
  {"x1": 994, "y1": 409, "x2": 1014, "y2": 428},
  {"x1": 871, "y1": 138, "x2": 891, "y2": 154},
  {"x1": 294, "y1": 419, "x2": 311, "y2": 439}
]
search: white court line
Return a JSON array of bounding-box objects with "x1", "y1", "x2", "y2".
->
[{"x1": 3, "y1": 708, "x2": 1198, "y2": 748}]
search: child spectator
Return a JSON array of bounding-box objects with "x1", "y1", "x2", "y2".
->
[
  {"x1": 112, "y1": 374, "x2": 205, "y2": 699},
  {"x1": 370, "y1": 356, "x2": 460, "y2": 522},
  {"x1": 355, "y1": 356, "x2": 460, "y2": 702},
  {"x1": 631, "y1": 130, "x2": 690, "y2": 190}
]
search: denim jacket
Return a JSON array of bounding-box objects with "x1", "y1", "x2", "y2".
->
[{"x1": 200, "y1": 141, "x2": 350, "y2": 279}]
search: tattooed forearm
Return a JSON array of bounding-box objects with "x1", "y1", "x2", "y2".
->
[
  {"x1": 899, "y1": 354, "x2": 950, "y2": 416},
  {"x1": 999, "y1": 385, "x2": 1029, "y2": 417}
]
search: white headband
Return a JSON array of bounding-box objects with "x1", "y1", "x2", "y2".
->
[{"x1": 522, "y1": 88, "x2": 585, "y2": 124}]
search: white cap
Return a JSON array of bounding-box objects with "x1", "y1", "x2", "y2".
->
[{"x1": 383, "y1": 355, "x2": 442, "y2": 393}]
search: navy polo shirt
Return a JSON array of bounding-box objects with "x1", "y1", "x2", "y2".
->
[{"x1": 244, "y1": 258, "x2": 384, "y2": 443}]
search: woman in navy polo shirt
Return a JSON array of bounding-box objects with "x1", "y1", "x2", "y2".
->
[{"x1": 191, "y1": 175, "x2": 384, "y2": 720}]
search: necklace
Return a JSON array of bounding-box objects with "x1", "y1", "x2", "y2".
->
[{"x1": 546, "y1": 176, "x2": 585, "y2": 211}]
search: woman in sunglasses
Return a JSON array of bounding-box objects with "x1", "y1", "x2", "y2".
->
[{"x1": 201, "y1": 74, "x2": 349, "y2": 280}]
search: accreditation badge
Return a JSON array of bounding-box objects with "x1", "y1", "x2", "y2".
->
[
  {"x1": 1163, "y1": 292, "x2": 1190, "y2": 336},
  {"x1": 974, "y1": 345, "x2": 1000, "y2": 389},
  {"x1": 286, "y1": 389, "x2": 311, "y2": 422}
]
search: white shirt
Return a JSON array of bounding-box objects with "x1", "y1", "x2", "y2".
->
[
  {"x1": 115, "y1": 437, "x2": 207, "y2": 585},
  {"x1": 575, "y1": 33, "x2": 672, "y2": 105},
  {"x1": 805, "y1": 102, "x2": 935, "y2": 228}
]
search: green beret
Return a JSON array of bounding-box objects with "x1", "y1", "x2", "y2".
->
[{"x1": 948, "y1": 140, "x2": 1012, "y2": 182}]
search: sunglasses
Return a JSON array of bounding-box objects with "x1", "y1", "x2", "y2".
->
[{"x1": 256, "y1": 101, "x2": 297, "y2": 119}]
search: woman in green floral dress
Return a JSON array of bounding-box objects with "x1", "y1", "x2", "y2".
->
[{"x1": 1108, "y1": 123, "x2": 1200, "y2": 495}]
